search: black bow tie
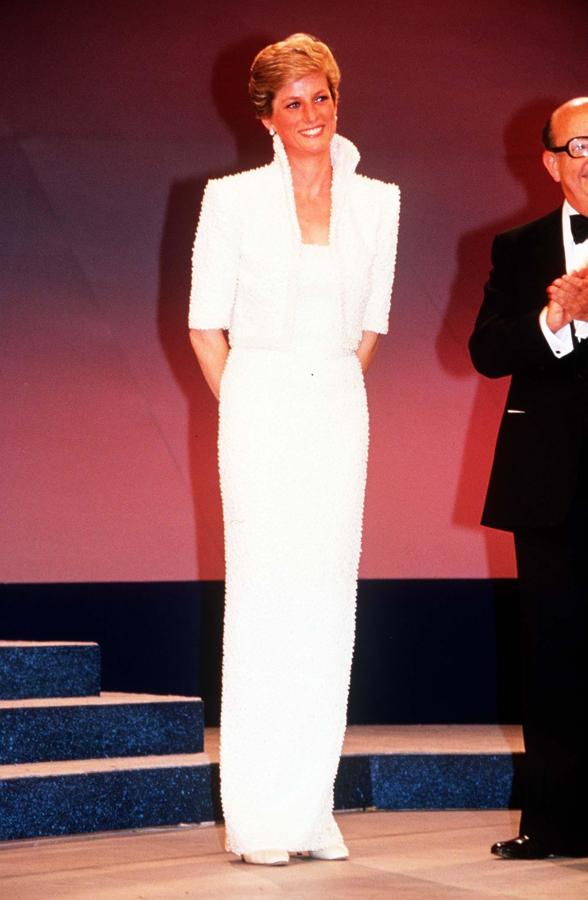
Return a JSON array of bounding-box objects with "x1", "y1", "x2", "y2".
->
[{"x1": 570, "y1": 214, "x2": 588, "y2": 244}]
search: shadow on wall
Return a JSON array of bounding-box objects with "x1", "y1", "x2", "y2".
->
[
  {"x1": 436, "y1": 97, "x2": 563, "y2": 577},
  {"x1": 156, "y1": 34, "x2": 272, "y2": 579}
]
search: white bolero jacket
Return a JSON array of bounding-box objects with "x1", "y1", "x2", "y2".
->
[{"x1": 189, "y1": 133, "x2": 400, "y2": 351}]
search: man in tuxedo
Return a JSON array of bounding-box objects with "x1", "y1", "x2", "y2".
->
[{"x1": 469, "y1": 97, "x2": 588, "y2": 859}]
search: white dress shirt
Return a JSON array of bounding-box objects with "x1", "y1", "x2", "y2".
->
[{"x1": 539, "y1": 200, "x2": 588, "y2": 357}]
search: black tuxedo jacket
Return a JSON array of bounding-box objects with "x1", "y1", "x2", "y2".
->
[{"x1": 469, "y1": 208, "x2": 588, "y2": 531}]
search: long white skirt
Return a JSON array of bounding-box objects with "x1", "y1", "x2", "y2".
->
[{"x1": 218, "y1": 346, "x2": 368, "y2": 854}]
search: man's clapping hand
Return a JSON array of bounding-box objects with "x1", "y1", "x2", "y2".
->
[{"x1": 546, "y1": 266, "x2": 588, "y2": 332}]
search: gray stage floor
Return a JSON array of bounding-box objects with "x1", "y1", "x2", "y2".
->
[{"x1": 2, "y1": 810, "x2": 588, "y2": 899}]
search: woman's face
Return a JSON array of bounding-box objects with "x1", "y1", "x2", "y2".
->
[{"x1": 263, "y1": 71, "x2": 337, "y2": 160}]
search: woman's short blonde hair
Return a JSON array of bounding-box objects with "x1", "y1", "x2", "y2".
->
[{"x1": 249, "y1": 33, "x2": 341, "y2": 119}]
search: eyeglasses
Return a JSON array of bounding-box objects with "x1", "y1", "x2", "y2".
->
[{"x1": 548, "y1": 136, "x2": 588, "y2": 158}]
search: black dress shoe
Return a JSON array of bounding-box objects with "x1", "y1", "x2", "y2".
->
[{"x1": 491, "y1": 835, "x2": 553, "y2": 859}]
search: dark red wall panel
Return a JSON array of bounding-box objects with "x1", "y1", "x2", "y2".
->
[{"x1": 1, "y1": 0, "x2": 585, "y2": 581}]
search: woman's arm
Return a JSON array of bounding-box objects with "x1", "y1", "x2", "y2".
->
[
  {"x1": 188, "y1": 180, "x2": 240, "y2": 388},
  {"x1": 356, "y1": 330, "x2": 379, "y2": 373},
  {"x1": 189, "y1": 328, "x2": 229, "y2": 400},
  {"x1": 360, "y1": 182, "x2": 400, "y2": 360}
]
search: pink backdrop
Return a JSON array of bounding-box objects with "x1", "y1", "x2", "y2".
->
[{"x1": 2, "y1": 0, "x2": 586, "y2": 582}]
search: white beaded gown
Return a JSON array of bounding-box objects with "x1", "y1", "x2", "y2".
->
[{"x1": 218, "y1": 244, "x2": 369, "y2": 854}]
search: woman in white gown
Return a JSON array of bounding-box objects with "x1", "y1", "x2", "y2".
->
[{"x1": 189, "y1": 33, "x2": 400, "y2": 866}]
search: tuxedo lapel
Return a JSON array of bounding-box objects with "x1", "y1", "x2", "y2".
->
[{"x1": 529, "y1": 208, "x2": 565, "y2": 287}]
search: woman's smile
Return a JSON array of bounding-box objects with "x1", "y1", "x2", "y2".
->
[{"x1": 263, "y1": 72, "x2": 337, "y2": 158}]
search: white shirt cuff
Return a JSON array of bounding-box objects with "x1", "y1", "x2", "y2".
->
[{"x1": 539, "y1": 306, "x2": 574, "y2": 358}]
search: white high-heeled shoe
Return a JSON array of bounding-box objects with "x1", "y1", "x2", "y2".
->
[
  {"x1": 242, "y1": 849, "x2": 289, "y2": 866},
  {"x1": 309, "y1": 843, "x2": 349, "y2": 860}
]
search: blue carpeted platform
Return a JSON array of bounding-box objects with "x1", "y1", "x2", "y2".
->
[
  {"x1": 0, "y1": 641, "x2": 523, "y2": 842},
  {"x1": 334, "y1": 753, "x2": 522, "y2": 811},
  {"x1": 0, "y1": 763, "x2": 218, "y2": 842},
  {"x1": 0, "y1": 696, "x2": 204, "y2": 764},
  {"x1": 0, "y1": 641, "x2": 212, "y2": 840},
  {"x1": 0, "y1": 749, "x2": 522, "y2": 841},
  {"x1": 0, "y1": 642, "x2": 100, "y2": 699}
]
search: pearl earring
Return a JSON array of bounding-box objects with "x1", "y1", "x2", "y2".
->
[{"x1": 269, "y1": 126, "x2": 275, "y2": 136}]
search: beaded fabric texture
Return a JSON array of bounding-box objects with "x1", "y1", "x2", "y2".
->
[
  {"x1": 219, "y1": 247, "x2": 368, "y2": 854},
  {"x1": 188, "y1": 133, "x2": 400, "y2": 351},
  {"x1": 189, "y1": 133, "x2": 400, "y2": 855}
]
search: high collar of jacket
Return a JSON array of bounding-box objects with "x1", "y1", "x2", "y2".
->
[
  {"x1": 272, "y1": 131, "x2": 360, "y2": 180},
  {"x1": 271, "y1": 132, "x2": 361, "y2": 243}
]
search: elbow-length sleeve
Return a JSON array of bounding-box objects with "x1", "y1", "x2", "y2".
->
[
  {"x1": 188, "y1": 178, "x2": 241, "y2": 330},
  {"x1": 362, "y1": 182, "x2": 401, "y2": 334}
]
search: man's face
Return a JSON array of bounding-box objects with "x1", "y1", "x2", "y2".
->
[{"x1": 543, "y1": 100, "x2": 588, "y2": 215}]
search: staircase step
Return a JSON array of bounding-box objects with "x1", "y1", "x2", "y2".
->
[
  {"x1": 0, "y1": 726, "x2": 524, "y2": 842},
  {"x1": 0, "y1": 642, "x2": 100, "y2": 700},
  {"x1": 0, "y1": 753, "x2": 218, "y2": 841},
  {"x1": 334, "y1": 724, "x2": 524, "y2": 811},
  {"x1": 0, "y1": 693, "x2": 204, "y2": 764},
  {"x1": 335, "y1": 752, "x2": 521, "y2": 811}
]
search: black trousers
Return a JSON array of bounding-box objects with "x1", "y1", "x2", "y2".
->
[{"x1": 514, "y1": 498, "x2": 588, "y2": 854}]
